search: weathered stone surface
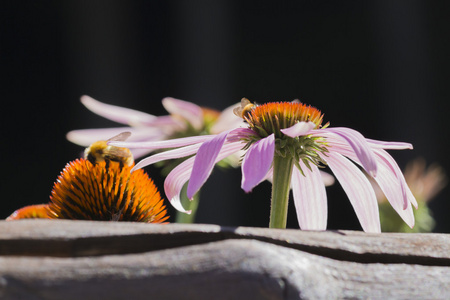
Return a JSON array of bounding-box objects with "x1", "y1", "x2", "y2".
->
[{"x1": 0, "y1": 220, "x2": 449, "y2": 299}]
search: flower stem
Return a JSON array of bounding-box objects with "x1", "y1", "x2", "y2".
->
[
  {"x1": 269, "y1": 155, "x2": 294, "y2": 228},
  {"x1": 175, "y1": 183, "x2": 200, "y2": 223}
]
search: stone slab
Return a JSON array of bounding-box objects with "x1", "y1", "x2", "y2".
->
[{"x1": 0, "y1": 220, "x2": 449, "y2": 299}]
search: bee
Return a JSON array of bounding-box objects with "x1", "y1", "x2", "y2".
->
[
  {"x1": 84, "y1": 132, "x2": 134, "y2": 167},
  {"x1": 233, "y1": 98, "x2": 256, "y2": 119}
]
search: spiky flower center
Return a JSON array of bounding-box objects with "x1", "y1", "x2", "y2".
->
[
  {"x1": 244, "y1": 101, "x2": 324, "y2": 137},
  {"x1": 48, "y1": 159, "x2": 168, "y2": 223},
  {"x1": 241, "y1": 100, "x2": 329, "y2": 170}
]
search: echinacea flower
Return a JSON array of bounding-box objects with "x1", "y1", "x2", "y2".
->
[
  {"x1": 7, "y1": 135, "x2": 168, "y2": 223},
  {"x1": 67, "y1": 95, "x2": 245, "y2": 223},
  {"x1": 47, "y1": 158, "x2": 168, "y2": 223},
  {"x1": 67, "y1": 95, "x2": 244, "y2": 160},
  {"x1": 111, "y1": 99, "x2": 417, "y2": 233}
]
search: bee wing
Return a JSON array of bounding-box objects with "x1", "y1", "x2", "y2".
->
[
  {"x1": 234, "y1": 98, "x2": 251, "y2": 117},
  {"x1": 233, "y1": 106, "x2": 243, "y2": 117},
  {"x1": 107, "y1": 131, "x2": 132, "y2": 142},
  {"x1": 240, "y1": 98, "x2": 251, "y2": 106}
]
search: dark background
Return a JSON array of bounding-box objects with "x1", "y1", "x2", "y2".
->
[{"x1": 2, "y1": 1, "x2": 449, "y2": 232}]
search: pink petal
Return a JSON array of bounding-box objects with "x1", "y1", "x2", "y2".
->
[
  {"x1": 162, "y1": 97, "x2": 204, "y2": 130},
  {"x1": 166, "y1": 141, "x2": 244, "y2": 209},
  {"x1": 366, "y1": 139, "x2": 413, "y2": 150},
  {"x1": 210, "y1": 102, "x2": 247, "y2": 134},
  {"x1": 109, "y1": 135, "x2": 214, "y2": 149},
  {"x1": 373, "y1": 149, "x2": 418, "y2": 210},
  {"x1": 132, "y1": 143, "x2": 202, "y2": 172},
  {"x1": 81, "y1": 95, "x2": 157, "y2": 126},
  {"x1": 318, "y1": 127, "x2": 378, "y2": 177},
  {"x1": 186, "y1": 130, "x2": 230, "y2": 199},
  {"x1": 144, "y1": 115, "x2": 187, "y2": 135},
  {"x1": 324, "y1": 151, "x2": 381, "y2": 233},
  {"x1": 241, "y1": 134, "x2": 275, "y2": 193},
  {"x1": 164, "y1": 157, "x2": 196, "y2": 214},
  {"x1": 370, "y1": 150, "x2": 415, "y2": 228},
  {"x1": 264, "y1": 168, "x2": 334, "y2": 187},
  {"x1": 67, "y1": 127, "x2": 164, "y2": 146},
  {"x1": 226, "y1": 127, "x2": 258, "y2": 142},
  {"x1": 291, "y1": 162, "x2": 328, "y2": 230},
  {"x1": 129, "y1": 148, "x2": 156, "y2": 160},
  {"x1": 280, "y1": 121, "x2": 316, "y2": 137},
  {"x1": 328, "y1": 142, "x2": 417, "y2": 212}
]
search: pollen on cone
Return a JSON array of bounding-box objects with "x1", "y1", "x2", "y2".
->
[
  {"x1": 244, "y1": 101, "x2": 325, "y2": 138},
  {"x1": 47, "y1": 158, "x2": 168, "y2": 223}
]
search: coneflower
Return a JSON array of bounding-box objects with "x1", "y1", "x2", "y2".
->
[
  {"x1": 110, "y1": 99, "x2": 417, "y2": 232},
  {"x1": 47, "y1": 158, "x2": 168, "y2": 223},
  {"x1": 7, "y1": 134, "x2": 168, "y2": 223}
]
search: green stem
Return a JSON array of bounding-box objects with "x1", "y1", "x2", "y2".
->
[
  {"x1": 269, "y1": 155, "x2": 294, "y2": 228},
  {"x1": 175, "y1": 182, "x2": 200, "y2": 223}
]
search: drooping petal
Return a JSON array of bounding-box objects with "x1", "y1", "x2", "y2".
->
[
  {"x1": 211, "y1": 102, "x2": 247, "y2": 134},
  {"x1": 67, "y1": 127, "x2": 164, "y2": 147},
  {"x1": 109, "y1": 135, "x2": 214, "y2": 149},
  {"x1": 81, "y1": 95, "x2": 157, "y2": 126},
  {"x1": 186, "y1": 130, "x2": 231, "y2": 199},
  {"x1": 162, "y1": 97, "x2": 204, "y2": 130},
  {"x1": 324, "y1": 151, "x2": 381, "y2": 233},
  {"x1": 165, "y1": 141, "x2": 245, "y2": 212},
  {"x1": 164, "y1": 157, "x2": 196, "y2": 214},
  {"x1": 264, "y1": 167, "x2": 334, "y2": 188},
  {"x1": 132, "y1": 143, "x2": 203, "y2": 172},
  {"x1": 366, "y1": 139, "x2": 413, "y2": 150},
  {"x1": 241, "y1": 134, "x2": 275, "y2": 193},
  {"x1": 280, "y1": 121, "x2": 316, "y2": 137},
  {"x1": 373, "y1": 148, "x2": 418, "y2": 209},
  {"x1": 370, "y1": 149, "x2": 415, "y2": 228},
  {"x1": 326, "y1": 141, "x2": 417, "y2": 212},
  {"x1": 291, "y1": 162, "x2": 328, "y2": 230},
  {"x1": 318, "y1": 127, "x2": 378, "y2": 177}
]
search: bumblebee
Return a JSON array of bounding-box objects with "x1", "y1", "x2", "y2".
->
[
  {"x1": 84, "y1": 132, "x2": 134, "y2": 167},
  {"x1": 233, "y1": 98, "x2": 256, "y2": 119}
]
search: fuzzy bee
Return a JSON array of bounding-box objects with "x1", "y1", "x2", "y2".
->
[
  {"x1": 233, "y1": 98, "x2": 256, "y2": 119},
  {"x1": 84, "y1": 132, "x2": 134, "y2": 167}
]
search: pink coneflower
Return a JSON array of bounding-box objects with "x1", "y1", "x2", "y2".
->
[
  {"x1": 110, "y1": 99, "x2": 417, "y2": 232},
  {"x1": 67, "y1": 95, "x2": 244, "y2": 159}
]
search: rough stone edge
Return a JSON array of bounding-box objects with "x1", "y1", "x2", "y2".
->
[{"x1": 0, "y1": 220, "x2": 449, "y2": 266}]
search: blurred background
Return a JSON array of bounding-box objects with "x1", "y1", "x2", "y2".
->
[{"x1": 2, "y1": 1, "x2": 449, "y2": 232}]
